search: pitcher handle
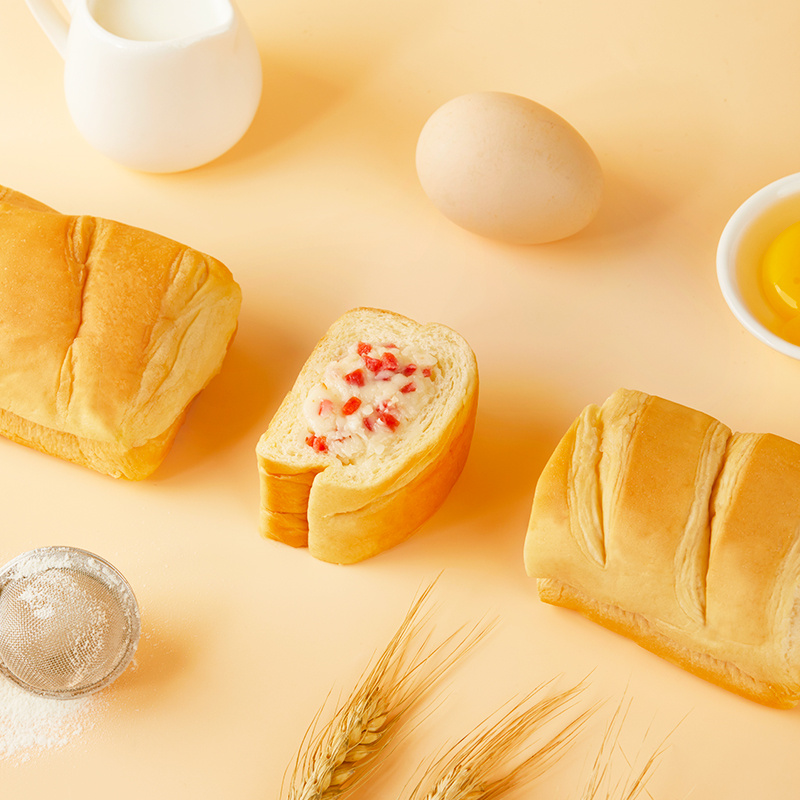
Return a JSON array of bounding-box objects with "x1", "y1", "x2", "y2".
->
[{"x1": 25, "y1": 0, "x2": 71, "y2": 58}]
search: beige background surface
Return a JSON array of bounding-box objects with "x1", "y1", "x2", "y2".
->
[{"x1": 1, "y1": 0, "x2": 799, "y2": 796}]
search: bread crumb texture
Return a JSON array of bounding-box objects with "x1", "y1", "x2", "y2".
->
[{"x1": 257, "y1": 307, "x2": 479, "y2": 564}]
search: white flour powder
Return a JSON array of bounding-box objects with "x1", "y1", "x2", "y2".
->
[
  {"x1": 0, "y1": 670, "x2": 100, "y2": 762},
  {"x1": 0, "y1": 548, "x2": 130, "y2": 761}
]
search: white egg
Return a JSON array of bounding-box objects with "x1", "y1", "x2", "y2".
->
[{"x1": 415, "y1": 91, "x2": 603, "y2": 244}]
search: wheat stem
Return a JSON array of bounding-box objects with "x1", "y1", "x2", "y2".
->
[
  {"x1": 283, "y1": 581, "x2": 491, "y2": 800},
  {"x1": 406, "y1": 680, "x2": 591, "y2": 800},
  {"x1": 578, "y1": 698, "x2": 671, "y2": 800}
]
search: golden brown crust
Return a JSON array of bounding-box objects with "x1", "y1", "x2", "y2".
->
[
  {"x1": 0, "y1": 185, "x2": 241, "y2": 479},
  {"x1": 537, "y1": 578, "x2": 796, "y2": 708},
  {"x1": 257, "y1": 468, "x2": 319, "y2": 548},
  {"x1": 306, "y1": 394, "x2": 477, "y2": 563},
  {"x1": 525, "y1": 388, "x2": 800, "y2": 708},
  {"x1": 256, "y1": 307, "x2": 479, "y2": 564},
  {"x1": 0, "y1": 185, "x2": 56, "y2": 212},
  {"x1": 0, "y1": 405, "x2": 184, "y2": 480}
]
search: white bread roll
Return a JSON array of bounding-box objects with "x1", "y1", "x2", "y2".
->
[
  {"x1": 0, "y1": 185, "x2": 241, "y2": 479},
  {"x1": 525, "y1": 388, "x2": 800, "y2": 708},
  {"x1": 256, "y1": 307, "x2": 479, "y2": 564}
]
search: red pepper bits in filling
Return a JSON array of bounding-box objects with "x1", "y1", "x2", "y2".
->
[
  {"x1": 380, "y1": 351, "x2": 398, "y2": 372},
  {"x1": 305, "y1": 434, "x2": 328, "y2": 453},
  {"x1": 302, "y1": 340, "x2": 438, "y2": 462},
  {"x1": 342, "y1": 396, "x2": 362, "y2": 415},
  {"x1": 363, "y1": 355, "x2": 382, "y2": 373},
  {"x1": 344, "y1": 368, "x2": 365, "y2": 387},
  {"x1": 376, "y1": 404, "x2": 400, "y2": 431}
]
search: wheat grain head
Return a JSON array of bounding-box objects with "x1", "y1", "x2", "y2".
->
[
  {"x1": 406, "y1": 680, "x2": 591, "y2": 800},
  {"x1": 283, "y1": 581, "x2": 492, "y2": 800}
]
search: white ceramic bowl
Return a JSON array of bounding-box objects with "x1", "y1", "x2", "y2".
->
[{"x1": 717, "y1": 172, "x2": 800, "y2": 359}]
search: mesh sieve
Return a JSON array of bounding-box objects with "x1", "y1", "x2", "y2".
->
[{"x1": 0, "y1": 547, "x2": 140, "y2": 699}]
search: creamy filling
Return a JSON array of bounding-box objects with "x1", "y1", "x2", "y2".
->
[{"x1": 302, "y1": 341, "x2": 437, "y2": 463}]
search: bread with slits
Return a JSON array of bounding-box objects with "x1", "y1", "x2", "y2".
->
[
  {"x1": 256, "y1": 307, "x2": 479, "y2": 564},
  {"x1": 0, "y1": 185, "x2": 241, "y2": 479},
  {"x1": 524, "y1": 388, "x2": 800, "y2": 708}
]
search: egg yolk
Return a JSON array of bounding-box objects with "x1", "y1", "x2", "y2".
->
[{"x1": 760, "y1": 220, "x2": 800, "y2": 345}]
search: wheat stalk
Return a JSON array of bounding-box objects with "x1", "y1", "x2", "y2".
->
[
  {"x1": 405, "y1": 680, "x2": 591, "y2": 800},
  {"x1": 283, "y1": 581, "x2": 491, "y2": 800},
  {"x1": 578, "y1": 698, "x2": 670, "y2": 800}
]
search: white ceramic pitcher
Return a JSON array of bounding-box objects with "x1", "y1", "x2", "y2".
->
[{"x1": 26, "y1": 0, "x2": 263, "y2": 172}]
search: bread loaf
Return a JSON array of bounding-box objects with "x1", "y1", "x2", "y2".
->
[
  {"x1": 256, "y1": 307, "x2": 479, "y2": 564},
  {"x1": 525, "y1": 388, "x2": 800, "y2": 708},
  {"x1": 0, "y1": 185, "x2": 241, "y2": 479}
]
